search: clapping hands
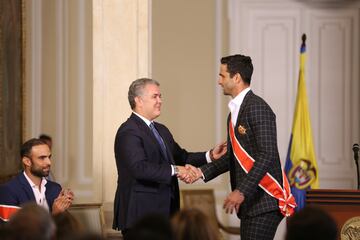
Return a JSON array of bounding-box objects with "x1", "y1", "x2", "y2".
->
[{"x1": 52, "y1": 188, "x2": 74, "y2": 215}]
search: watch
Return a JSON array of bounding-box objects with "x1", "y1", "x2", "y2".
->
[{"x1": 174, "y1": 165, "x2": 179, "y2": 175}]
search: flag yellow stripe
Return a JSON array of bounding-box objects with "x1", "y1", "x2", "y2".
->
[{"x1": 290, "y1": 51, "x2": 319, "y2": 188}]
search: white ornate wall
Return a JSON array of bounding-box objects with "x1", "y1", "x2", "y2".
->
[
  {"x1": 92, "y1": 0, "x2": 151, "y2": 204},
  {"x1": 23, "y1": 0, "x2": 360, "y2": 239},
  {"x1": 24, "y1": 0, "x2": 151, "y2": 204},
  {"x1": 229, "y1": 0, "x2": 360, "y2": 189}
]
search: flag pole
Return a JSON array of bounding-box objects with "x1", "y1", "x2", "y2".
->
[{"x1": 302, "y1": 34, "x2": 306, "y2": 46}]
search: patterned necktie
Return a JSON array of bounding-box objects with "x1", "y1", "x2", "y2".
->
[{"x1": 150, "y1": 122, "x2": 168, "y2": 161}]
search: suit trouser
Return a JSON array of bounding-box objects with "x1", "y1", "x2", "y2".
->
[
  {"x1": 240, "y1": 210, "x2": 284, "y2": 240},
  {"x1": 121, "y1": 229, "x2": 130, "y2": 240}
]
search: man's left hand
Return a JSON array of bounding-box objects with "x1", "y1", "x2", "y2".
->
[{"x1": 223, "y1": 189, "x2": 244, "y2": 214}]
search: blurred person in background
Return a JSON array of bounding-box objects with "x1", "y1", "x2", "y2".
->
[
  {"x1": 6, "y1": 203, "x2": 56, "y2": 240},
  {"x1": 171, "y1": 208, "x2": 220, "y2": 240}
]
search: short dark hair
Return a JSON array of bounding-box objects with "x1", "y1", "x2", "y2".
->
[
  {"x1": 21, "y1": 138, "x2": 48, "y2": 158},
  {"x1": 221, "y1": 54, "x2": 253, "y2": 85},
  {"x1": 286, "y1": 206, "x2": 338, "y2": 240},
  {"x1": 127, "y1": 213, "x2": 172, "y2": 240},
  {"x1": 171, "y1": 208, "x2": 220, "y2": 240},
  {"x1": 128, "y1": 78, "x2": 160, "y2": 110},
  {"x1": 39, "y1": 134, "x2": 52, "y2": 142},
  {"x1": 8, "y1": 203, "x2": 56, "y2": 240}
]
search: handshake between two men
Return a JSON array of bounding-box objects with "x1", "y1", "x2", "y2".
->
[
  {"x1": 173, "y1": 141, "x2": 245, "y2": 215},
  {"x1": 175, "y1": 141, "x2": 227, "y2": 184}
]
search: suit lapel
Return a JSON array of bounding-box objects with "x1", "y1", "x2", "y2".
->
[
  {"x1": 130, "y1": 113, "x2": 158, "y2": 146},
  {"x1": 45, "y1": 182, "x2": 52, "y2": 208},
  {"x1": 130, "y1": 114, "x2": 170, "y2": 163},
  {"x1": 18, "y1": 173, "x2": 36, "y2": 201}
]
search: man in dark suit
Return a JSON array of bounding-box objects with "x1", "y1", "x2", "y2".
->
[
  {"x1": 0, "y1": 138, "x2": 74, "y2": 222},
  {"x1": 112, "y1": 78, "x2": 226, "y2": 237},
  {"x1": 186, "y1": 54, "x2": 295, "y2": 240}
]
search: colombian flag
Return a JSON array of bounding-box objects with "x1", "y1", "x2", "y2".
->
[{"x1": 285, "y1": 34, "x2": 319, "y2": 211}]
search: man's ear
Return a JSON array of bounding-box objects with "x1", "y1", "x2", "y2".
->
[
  {"x1": 134, "y1": 96, "x2": 142, "y2": 107},
  {"x1": 234, "y1": 73, "x2": 242, "y2": 83},
  {"x1": 22, "y1": 157, "x2": 31, "y2": 168}
]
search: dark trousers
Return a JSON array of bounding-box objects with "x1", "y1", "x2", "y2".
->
[
  {"x1": 121, "y1": 228, "x2": 130, "y2": 240},
  {"x1": 240, "y1": 210, "x2": 284, "y2": 240}
]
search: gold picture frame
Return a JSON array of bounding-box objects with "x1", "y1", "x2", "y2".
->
[{"x1": 68, "y1": 203, "x2": 106, "y2": 237}]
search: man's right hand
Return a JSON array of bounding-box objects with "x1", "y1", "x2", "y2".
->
[
  {"x1": 176, "y1": 164, "x2": 203, "y2": 184},
  {"x1": 210, "y1": 141, "x2": 227, "y2": 161}
]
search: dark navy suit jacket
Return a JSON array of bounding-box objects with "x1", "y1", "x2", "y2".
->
[
  {"x1": 0, "y1": 172, "x2": 61, "y2": 212},
  {"x1": 113, "y1": 113, "x2": 207, "y2": 230}
]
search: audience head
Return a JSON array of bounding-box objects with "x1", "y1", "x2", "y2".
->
[
  {"x1": 71, "y1": 232, "x2": 105, "y2": 240},
  {"x1": 21, "y1": 138, "x2": 48, "y2": 158},
  {"x1": 126, "y1": 213, "x2": 172, "y2": 240},
  {"x1": 53, "y1": 211, "x2": 83, "y2": 240},
  {"x1": 128, "y1": 78, "x2": 160, "y2": 110},
  {"x1": 7, "y1": 203, "x2": 56, "y2": 240},
  {"x1": 39, "y1": 134, "x2": 53, "y2": 149},
  {"x1": 171, "y1": 208, "x2": 220, "y2": 240},
  {"x1": 0, "y1": 224, "x2": 13, "y2": 240},
  {"x1": 20, "y1": 138, "x2": 51, "y2": 178},
  {"x1": 220, "y1": 54, "x2": 253, "y2": 85},
  {"x1": 285, "y1": 206, "x2": 338, "y2": 240}
]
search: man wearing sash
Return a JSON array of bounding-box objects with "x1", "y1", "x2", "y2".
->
[{"x1": 187, "y1": 54, "x2": 295, "y2": 240}]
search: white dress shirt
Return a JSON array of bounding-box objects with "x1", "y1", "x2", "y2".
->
[
  {"x1": 23, "y1": 171, "x2": 49, "y2": 211},
  {"x1": 228, "y1": 87, "x2": 251, "y2": 126}
]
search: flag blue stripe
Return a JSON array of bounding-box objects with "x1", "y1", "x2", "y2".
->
[
  {"x1": 300, "y1": 44, "x2": 306, "y2": 54},
  {"x1": 285, "y1": 134, "x2": 308, "y2": 211},
  {"x1": 284, "y1": 134, "x2": 293, "y2": 173}
]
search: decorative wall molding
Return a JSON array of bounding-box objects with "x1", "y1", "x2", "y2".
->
[
  {"x1": 305, "y1": 9, "x2": 359, "y2": 180},
  {"x1": 227, "y1": 2, "x2": 359, "y2": 239},
  {"x1": 136, "y1": 0, "x2": 151, "y2": 78},
  {"x1": 228, "y1": 0, "x2": 360, "y2": 191},
  {"x1": 30, "y1": 0, "x2": 42, "y2": 137},
  {"x1": 55, "y1": 0, "x2": 68, "y2": 182},
  {"x1": 91, "y1": 0, "x2": 105, "y2": 203},
  {"x1": 28, "y1": 0, "x2": 94, "y2": 200},
  {"x1": 215, "y1": 0, "x2": 223, "y2": 144},
  {"x1": 76, "y1": 0, "x2": 92, "y2": 185}
]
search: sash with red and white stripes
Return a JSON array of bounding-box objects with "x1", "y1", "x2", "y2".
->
[
  {"x1": 0, "y1": 204, "x2": 20, "y2": 222},
  {"x1": 229, "y1": 120, "x2": 296, "y2": 217}
]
